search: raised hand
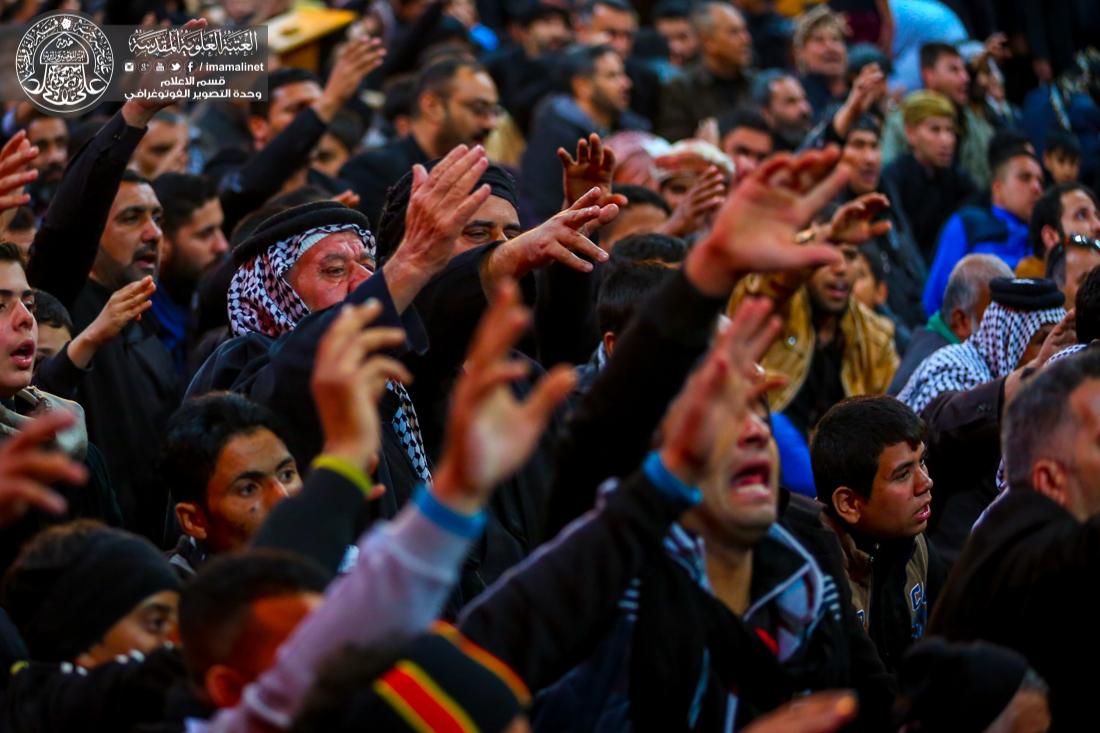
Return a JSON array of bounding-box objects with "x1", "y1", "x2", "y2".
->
[
  {"x1": 558, "y1": 133, "x2": 628, "y2": 209},
  {"x1": 484, "y1": 187, "x2": 615, "y2": 286},
  {"x1": 0, "y1": 410, "x2": 88, "y2": 526},
  {"x1": 433, "y1": 280, "x2": 575, "y2": 512},
  {"x1": 0, "y1": 131, "x2": 38, "y2": 220},
  {"x1": 661, "y1": 165, "x2": 726, "y2": 238},
  {"x1": 331, "y1": 189, "x2": 362, "y2": 209},
  {"x1": 312, "y1": 299, "x2": 411, "y2": 482},
  {"x1": 824, "y1": 192, "x2": 892, "y2": 245},
  {"x1": 684, "y1": 146, "x2": 852, "y2": 297},
  {"x1": 833, "y1": 62, "x2": 887, "y2": 138},
  {"x1": 385, "y1": 145, "x2": 492, "y2": 311},
  {"x1": 314, "y1": 36, "x2": 386, "y2": 121},
  {"x1": 741, "y1": 692, "x2": 858, "y2": 733},
  {"x1": 659, "y1": 297, "x2": 782, "y2": 485},
  {"x1": 66, "y1": 277, "x2": 156, "y2": 369}
]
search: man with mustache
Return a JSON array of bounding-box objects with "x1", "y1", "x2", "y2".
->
[
  {"x1": 341, "y1": 57, "x2": 502, "y2": 229},
  {"x1": 23, "y1": 114, "x2": 68, "y2": 218}
]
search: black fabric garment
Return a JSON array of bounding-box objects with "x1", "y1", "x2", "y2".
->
[
  {"x1": 70, "y1": 280, "x2": 182, "y2": 544},
  {"x1": 800, "y1": 73, "x2": 847, "y2": 122},
  {"x1": 534, "y1": 259, "x2": 601, "y2": 368},
  {"x1": 485, "y1": 47, "x2": 558, "y2": 136},
  {"x1": 928, "y1": 489, "x2": 1100, "y2": 731},
  {"x1": 745, "y1": 9, "x2": 793, "y2": 70},
  {"x1": 0, "y1": 609, "x2": 27, "y2": 694},
  {"x1": 881, "y1": 153, "x2": 979, "y2": 264},
  {"x1": 212, "y1": 105, "x2": 330, "y2": 237},
  {"x1": 340, "y1": 135, "x2": 431, "y2": 230},
  {"x1": 888, "y1": 326, "x2": 952, "y2": 395},
  {"x1": 541, "y1": 268, "x2": 727, "y2": 540},
  {"x1": 27, "y1": 111, "x2": 144, "y2": 311},
  {"x1": 784, "y1": 332, "x2": 846, "y2": 438},
  {"x1": 657, "y1": 64, "x2": 754, "y2": 142},
  {"x1": 625, "y1": 57, "x2": 661, "y2": 127},
  {"x1": 864, "y1": 177, "x2": 930, "y2": 331},
  {"x1": 32, "y1": 342, "x2": 88, "y2": 402},
  {"x1": 458, "y1": 467, "x2": 697, "y2": 694},
  {"x1": 0, "y1": 646, "x2": 185, "y2": 733},
  {"x1": 920, "y1": 378, "x2": 1005, "y2": 566}
]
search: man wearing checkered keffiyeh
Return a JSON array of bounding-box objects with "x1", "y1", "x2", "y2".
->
[
  {"x1": 229, "y1": 219, "x2": 433, "y2": 484},
  {"x1": 898, "y1": 300, "x2": 1065, "y2": 415}
]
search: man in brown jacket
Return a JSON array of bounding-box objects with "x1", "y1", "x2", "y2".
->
[{"x1": 730, "y1": 194, "x2": 899, "y2": 438}]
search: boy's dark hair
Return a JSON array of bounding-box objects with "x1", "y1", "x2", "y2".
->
[
  {"x1": 612, "y1": 183, "x2": 673, "y2": 215},
  {"x1": 919, "y1": 42, "x2": 960, "y2": 71},
  {"x1": 0, "y1": 242, "x2": 26, "y2": 270},
  {"x1": 1044, "y1": 129, "x2": 1081, "y2": 160},
  {"x1": 381, "y1": 74, "x2": 416, "y2": 124},
  {"x1": 717, "y1": 106, "x2": 772, "y2": 140},
  {"x1": 558, "y1": 43, "x2": 617, "y2": 92},
  {"x1": 860, "y1": 247, "x2": 887, "y2": 285},
  {"x1": 250, "y1": 68, "x2": 321, "y2": 118},
  {"x1": 326, "y1": 109, "x2": 366, "y2": 154},
  {"x1": 1076, "y1": 265, "x2": 1100, "y2": 344},
  {"x1": 811, "y1": 395, "x2": 926, "y2": 505},
  {"x1": 988, "y1": 129, "x2": 1035, "y2": 176},
  {"x1": 158, "y1": 393, "x2": 289, "y2": 510},
  {"x1": 152, "y1": 173, "x2": 219, "y2": 237},
  {"x1": 180, "y1": 549, "x2": 329, "y2": 686},
  {"x1": 1028, "y1": 182, "x2": 1098, "y2": 257},
  {"x1": 33, "y1": 290, "x2": 73, "y2": 333},
  {"x1": 653, "y1": 0, "x2": 690, "y2": 20},
  {"x1": 597, "y1": 260, "x2": 676, "y2": 335},
  {"x1": 608, "y1": 231, "x2": 686, "y2": 265}
]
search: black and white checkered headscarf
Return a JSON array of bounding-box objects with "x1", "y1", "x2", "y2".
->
[
  {"x1": 227, "y1": 223, "x2": 375, "y2": 338},
  {"x1": 898, "y1": 301, "x2": 1066, "y2": 414}
]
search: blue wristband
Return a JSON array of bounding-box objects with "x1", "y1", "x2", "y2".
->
[
  {"x1": 414, "y1": 485, "x2": 487, "y2": 539},
  {"x1": 643, "y1": 451, "x2": 703, "y2": 506}
]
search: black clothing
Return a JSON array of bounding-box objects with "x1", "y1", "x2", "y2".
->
[
  {"x1": 929, "y1": 489, "x2": 1100, "y2": 730},
  {"x1": 657, "y1": 64, "x2": 754, "y2": 142},
  {"x1": 746, "y1": 9, "x2": 793, "y2": 70},
  {"x1": 70, "y1": 281, "x2": 181, "y2": 543},
  {"x1": 881, "y1": 153, "x2": 979, "y2": 264},
  {"x1": 624, "y1": 57, "x2": 661, "y2": 127},
  {"x1": 920, "y1": 378, "x2": 1005, "y2": 566},
  {"x1": 485, "y1": 47, "x2": 558, "y2": 135},
  {"x1": 213, "y1": 106, "x2": 331, "y2": 236},
  {"x1": 863, "y1": 176, "x2": 930, "y2": 331},
  {"x1": 889, "y1": 326, "x2": 952, "y2": 395},
  {"x1": 340, "y1": 134, "x2": 431, "y2": 229},
  {"x1": 784, "y1": 333, "x2": 845, "y2": 438},
  {"x1": 800, "y1": 73, "x2": 846, "y2": 122}
]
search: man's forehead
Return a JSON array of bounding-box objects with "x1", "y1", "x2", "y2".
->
[
  {"x1": 1071, "y1": 380, "x2": 1100, "y2": 429},
  {"x1": 28, "y1": 117, "x2": 65, "y2": 137},
  {"x1": 0, "y1": 262, "x2": 30, "y2": 292},
  {"x1": 470, "y1": 195, "x2": 519, "y2": 223},
  {"x1": 311, "y1": 230, "x2": 367, "y2": 255},
  {"x1": 112, "y1": 182, "x2": 161, "y2": 212}
]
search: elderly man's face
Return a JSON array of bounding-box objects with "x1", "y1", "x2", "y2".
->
[{"x1": 286, "y1": 231, "x2": 374, "y2": 312}]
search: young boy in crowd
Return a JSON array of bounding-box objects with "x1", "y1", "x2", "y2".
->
[
  {"x1": 1043, "y1": 129, "x2": 1081, "y2": 185},
  {"x1": 811, "y1": 394, "x2": 946, "y2": 672}
]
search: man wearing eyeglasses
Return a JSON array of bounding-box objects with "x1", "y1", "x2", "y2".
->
[{"x1": 1026, "y1": 182, "x2": 1100, "y2": 305}]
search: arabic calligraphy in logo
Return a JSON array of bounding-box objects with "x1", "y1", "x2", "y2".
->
[{"x1": 15, "y1": 14, "x2": 114, "y2": 115}]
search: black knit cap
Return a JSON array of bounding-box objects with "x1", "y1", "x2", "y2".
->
[
  {"x1": 233, "y1": 201, "x2": 372, "y2": 266},
  {"x1": 895, "y1": 639, "x2": 1032, "y2": 731},
  {"x1": 989, "y1": 277, "x2": 1065, "y2": 311}
]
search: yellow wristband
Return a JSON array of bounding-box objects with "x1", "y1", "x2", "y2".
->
[{"x1": 312, "y1": 454, "x2": 374, "y2": 496}]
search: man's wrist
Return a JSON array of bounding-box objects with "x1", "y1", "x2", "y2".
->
[
  {"x1": 429, "y1": 462, "x2": 483, "y2": 516},
  {"x1": 312, "y1": 92, "x2": 341, "y2": 124},
  {"x1": 120, "y1": 102, "x2": 154, "y2": 130},
  {"x1": 382, "y1": 255, "x2": 432, "y2": 313},
  {"x1": 313, "y1": 451, "x2": 374, "y2": 495},
  {"x1": 684, "y1": 237, "x2": 737, "y2": 297}
]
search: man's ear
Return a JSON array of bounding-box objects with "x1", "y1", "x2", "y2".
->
[
  {"x1": 903, "y1": 125, "x2": 919, "y2": 150},
  {"x1": 602, "y1": 331, "x2": 616, "y2": 357},
  {"x1": 1041, "y1": 224, "x2": 1062, "y2": 253},
  {"x1": 175, "y1": 503, "x2": 209, "y2": 541},
  {"x1": 246, "y1": 116, "x2": 269, "y2": 150},
  {"x1": 832, "y1": 486, "x2": 863, "y2": 525},
  {"x1": 947, "y1": 306, "x2": 971, "y2": 341},
  {"x1": 571, "y1": 76, "x2": 591, "y2": 103},
  {"x1": 205, "y1": 664, "x2": 246, "y2": 709},
  {"x1": 1031, "y1": 459, "x2": 1068, "y2": 507},
  {"x1": 419, "y1": 91, "x2": 446, "y2": 124}
]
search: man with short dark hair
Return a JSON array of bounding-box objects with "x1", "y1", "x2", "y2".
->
[
  {"x1": 150, "y1": 173, "x2": 229, "y2": 375},
  {"x1": 575, "y1": 0, "x2": 662, "y2": 124},
  {"x1": 881, "y1": 42, "x2": 995, "y2": 188},
  {"x1": 600, "y1": 184, "x2": 672, "y2": 247},
  {"x1": 929, "y1": 348, "x2": 1100, "y2": 729},
  {"x1": 657, "y1": 1, "x2": 754, "y2": 142},
  {"x1": 812, "y1": 395, "x2": 944, "y2": 671},
  {"x1": 520, "y1": 45, "x2": 646, "y2": 223},
  {"x1": 717, "y1": 106, "x2": 773, "y2": 181},
  {"x1": 343, "y1": 57, "x2": 502, "y2": 227},
  {"x1": 130, "y1": 110, "x2": 189, "y2": 180},
  {"x1": 161, "y1": 393, "x2": 301, "y2": 577},
  {"x1": 1022, "y1": 182, "x2": 1100, "y2": 303},
  {"x1": 752, "y1": 69, "x2": 814, "y2": 151},
  {"x1": 652, "y1": 0, "x2": 698, "y2": 67},
  {"x1": 23, "y1": 114, "x2": 68, "y2": 217},
  {"x1": 922, "y1": 147, "x2": 1045, "y2": 316}
]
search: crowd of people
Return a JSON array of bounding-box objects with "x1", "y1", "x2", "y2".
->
[{"x1": 0, "y1": 0, "x2": 1098, "y2": 730}]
